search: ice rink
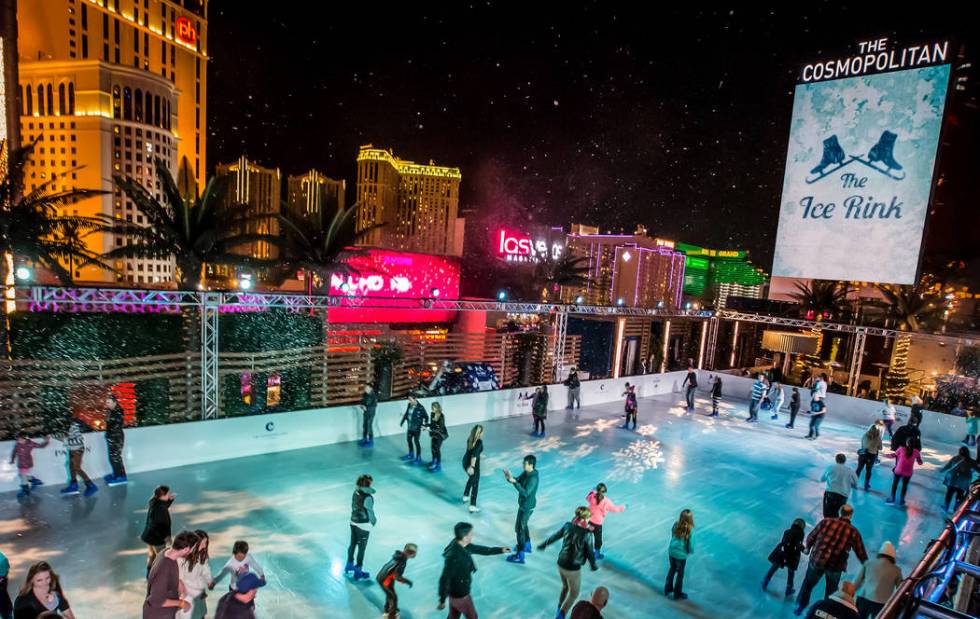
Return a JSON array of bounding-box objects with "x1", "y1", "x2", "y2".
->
[{"x1": 0, "y1": 390, "x2": 958, "y2": 618}]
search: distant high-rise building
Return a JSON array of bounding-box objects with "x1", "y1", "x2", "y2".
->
[
  {"x1": 355, "y1": 145, "x2": 463, "y2": 256},
  {"x1": 676, "y1": 242, "x2": 768, "y2": 309},
  {"x1": 286, "y1": 169, "x2": 345, "y2": 231},
  {"x1": 16, "y1": 0, "x2": 208, "y2": 284},
  {"x1": 215, "y1": 155, "x2": 281, "y2": 260}
]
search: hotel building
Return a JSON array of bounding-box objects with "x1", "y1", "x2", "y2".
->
[{"x1": 286, "y1": 168, "x2": 345, "y2": 232}]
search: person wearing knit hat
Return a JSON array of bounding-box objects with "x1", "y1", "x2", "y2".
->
[
  {"x1": 853, "y1": 542, "x2": 903, "y2": 619},
  {"x1": 214, "y1": 572, "x2": 265, "y2": 619},
  {"x1": 803, "y1": 581, "x2": 859, "y2": 619}
]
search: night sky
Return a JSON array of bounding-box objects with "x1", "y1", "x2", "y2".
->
[{"x1": 207, "y1": 3, "x2": 977, "y2": 272}]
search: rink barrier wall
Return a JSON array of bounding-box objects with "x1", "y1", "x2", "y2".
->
[
  {"x1": 696, "y1": 370, "x2": 966, "y2": 445},
  {"x1": 0, "y1": 371, "x2": 690, "y2": 492}
]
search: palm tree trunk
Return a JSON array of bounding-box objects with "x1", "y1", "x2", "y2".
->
[{"x1": 0, "y1": 255, "x2": 11, "y2": 363}]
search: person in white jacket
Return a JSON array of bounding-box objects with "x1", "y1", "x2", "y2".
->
[{"x1": 177, "y1": 530, "x2": 212, "y2": 619}]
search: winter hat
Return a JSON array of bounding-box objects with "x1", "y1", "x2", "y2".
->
[
  {"x1": 236, "y1": 572, "x2": 266, "y2": 593},
  {"x1": 878, "y1": 541, "x2": 896, "y2": 559}
]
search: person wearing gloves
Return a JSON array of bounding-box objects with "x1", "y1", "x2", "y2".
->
[
  {"x1": 853, "y1": 541, "x2": 902, "y2": 619},
  {"x1": 585, "y1": 483, "x2": 625, "y2": 560},
  {"x1": 538, "y1": 506, "x2": 599, "y2": 619}
]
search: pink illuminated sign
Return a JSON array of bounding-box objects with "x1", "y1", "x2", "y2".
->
[
  {"x1": 328, "y1": 250, "x2": 459, "y2": 300},
  {"x1": 495, "y1": 228, "x2": 563, "y2": 264}
]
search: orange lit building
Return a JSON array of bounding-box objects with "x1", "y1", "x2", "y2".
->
[
  {"x1": 215, "y1": 155, "x2": 281, "y2": 261},
  {"x1": 355, "y1": 145, "x2": 463, "y2": 256},
  {"x1": 16, "y1": 0, "x2": 207, "y2": 284},
  {"x1": 286, "y1": 168, "x2": 345, "y2": 232}
]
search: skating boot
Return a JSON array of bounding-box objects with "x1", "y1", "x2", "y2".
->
[
  {"x1": 523, "y1": 541, "x2": 533, "y2": 554},
  {"x1": 353, "y1": 566, "x2": 371, "y2": 581},
  {"x1": 103, "y1": 473, "x2": 115, "y2": 483},
  {"x1": 60, "y1": 482, "x2": 80, "y2": 495},
  {"x1": 83, "y1": 481, "x2": 98, "y2": 497},
  {"x1": 412, "y1": 456, "x2": 423, "y2": 466},
  {"x1": 785, "y1": 586, "x2": 796, "y2": 598},
  {"x1": 505, "y1": 551, "x2": 525, "y2": 564},
  {"x1": 364, "y1": 439, "x2": 373, "y2": 447},
  {"x1": 29, "y1": 477, "x2": 43, "y2": 487},
  {"x1": 468, "y1": 505, "x2": 480, "y2": 513},
  {"x1": 809, "y1": 135, "x2": 846, "y2": 175},
  {"x1": 344, "y1": 562, "x2": 355, "y2": 575},
  {"x1": 400, "y1": 453, "x2": 414, "y2": 461},
  {"x1": 867, "y1": 130, "x2": 902, "y2": 170},
  {"x1": 17, "y1": 485, "x2": 30, "y2": 498},
  {"x1": 107, "y1": 475, "x2": 128, "y2": 486},
  {"x1": 595, "y1": 551, "x2": 605, "y2": 560},
  {"x1": 431, "y1": 462, "x2": 442, "y2": 472}
]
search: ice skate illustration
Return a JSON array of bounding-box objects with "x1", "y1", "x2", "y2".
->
[
  {"x1": 805, "y1": 135, "x2": 856, "y2": 183},
  {"x1": 854, "y1": 130, "x2": 906, "y2": 180}
]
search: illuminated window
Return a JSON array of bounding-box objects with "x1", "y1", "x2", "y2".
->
[
  {"x1": 37, "y1": 85, "x2": 45, "y2": 115},
  {"x1": 134, "y1": 89, "x2": 143, "y2": 122},
  {"x1": 68, "y1": 83, "x2": 75, "y2": 114}
]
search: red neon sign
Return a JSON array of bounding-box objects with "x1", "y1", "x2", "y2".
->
[
  {"x1": 175, "y1": 17, "x2": 197, "y2": 46},
  {"x1": 497, "y1": 229, "x2": 534, "y2": 257}
]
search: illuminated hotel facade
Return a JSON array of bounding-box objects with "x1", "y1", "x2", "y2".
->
[
  {"x1": 355, "y1": 145, "x2": 463, "y2": 256},
  {"x1": 676, "y1": 242, "x2": 768, "y2": 309},
  {"x1": 286, "y1": 168, "x2": 345, "y2": 232},
  {"x1": 16, "y1": 0, "x2": 207, "y2": 283},
  {"x1": 215, "y1": 155, "x2": 281, "y2": 261}
]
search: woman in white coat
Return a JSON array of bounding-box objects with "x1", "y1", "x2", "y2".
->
[
  {"x1": 177, "y1": 529, "x2": 212, "y2": 619},
  {"x1": 769, "y1": 382, "x2": 785, "y2": 421}
]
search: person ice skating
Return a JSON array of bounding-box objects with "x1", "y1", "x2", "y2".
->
[
  {"x1": 428, "y1": 403, "x2": 450, "y2": 471},
  {"x1": 343, "y1": 475, "x2": 376, "y2": 581},
  {"x1": 884, "y1": 439, "x2": 922, "y2": 506},
  {"x1": 504, "y1": 455, "x2": 539, "y2": 564},
  {"x1": 855, "y1": 424, "x2": 883, "y2": 491},
  {"x1": 585, "y1": 483, "x2": 625, "y2": 560},
  {"x1": 104, "y1": 392, "x2": 128, "y2": 485},
  {"x1": 141, "y1": 486, "x2": 176, "y2": 577},
  {"x1": 803, "y1": 581, "x2": 859, "y2": 619},
  {"x1": 890, "y1": 418, "x2": 921, "y2": 453},
  {"x1": 213, "y1": 572, "x2": 264, "y2": 619},
  {"x1": 564, "y1": 367, "x2": 581, "y2": 410},
  {"x1": 176, "y1": 530, "x2": 211, "y2": 619},
  {"x1": 462, "y1": 426, "x2": 484, "y2": 513},
  {"x1": 376, "y1": 543, "x2": 417, "y2": 619},
  {"x1": 665, "y1": 509, "x2": 695, "y2": 601},
  {"x1": 853, "y1": 542, "x2": 902, "y2": 619},
  {"x1": 532, "y1": 385, "x2": 549, "y2": 437},
  {"x1": 436, "y1": 522, "x2": 510, "y2": 619},
  {"x1": 880, "y1": 399, "x2": 897, "y2": 438},
  {"x1": 210, "y1": 540, "x2": 265, "y2": 592},
  {"x1": 762, "y1": 518, "x2": 806, "y2": 597},
  {"x1": 963, "y1": 408, "x2": 977, "y2": 447},
  {"x1": 940, "y1": 446, "x2": 980, "y2": 512},
  {"x1": 793, "y1": 504, "x2": 868, "y2": 616},
  {"x1": 682, "y1": 361, "x2": 697, "y2": 412},
  {"x1": 1, "y1": 549, "x2": 11, "y2": 619},
  {"x1": 8, "y1": 432, "x2": 49, "y2": 498},
  {"x1": 569, "y1": 586, "x2": 609, "y2": 619},
  {"x1": 12, "y1": 561, "x2": 76, "y2": 619},
  {"x1": 400, "y1": 394, "x2": 429, "y2": 465},
  {"x1": 710, "y1": 375, "x2": 722, "y2": 417},
  {"x1": 769, "y1": 382, "x2": 785, "y2": 421},
  {"x1": 787, "y1": 387, "x2": 801, "y2": 428},
  {"x1": 538, "y1": 506, "x2": 599, "y2": 619},
  {"x1": 909, "y1": 396, "x2": 924, "y2": 427},
  {"x1": 806, "y1": 374, "x2": 829, "y2": 440},
  {"x1": 60, "y1": 418, "x2": 96, "y2": 497},
  {"x1": 748, "y1": 374, "x2": 766, "y2": 422},
  {"x1": 621, "y1": 384, "x2": 637, "y2": 430},
  {"x1": 822, "y1": 454, "x2": 858, "y2": 518},
  {"x1": 359, "y1": 384, "x2": 378, "y2": 447},
  {"x1": 143, "y1": 530, "x2": 199, "y2": 619}
]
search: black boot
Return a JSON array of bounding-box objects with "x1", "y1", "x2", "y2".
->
[
  {"x1": 810, "y1": 135, "x2": 846, "y2": 174},
  {"x1": 868, "y1": 130, "x2": 902, "y2": 170}
]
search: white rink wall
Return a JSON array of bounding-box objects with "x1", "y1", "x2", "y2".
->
[{"x1": 0, "y1": 371, "x2": 690, "y2": 492}]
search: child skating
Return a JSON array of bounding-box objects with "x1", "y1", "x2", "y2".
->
[
  {"x1": 8, "y1": 432, "x2": 50, "y2": 498},
  {"x1": 210, "y1": 540, "x2": 266, "y2": 591},
  {"x1": 761, "y1": 518, "x2": 806, "y2": 597},
  {"x1": 621, "y1": 384, "x2": 637, "y2": 430},
  {"x1": 585, "y1": 483, "x2": 625, "y2": 560},
  {"x1": 375, "y1": 543, "x2": 417, "y2": 619},
  {"x1": 61, "y1": 417, "x2": 97, "y2": 497}
]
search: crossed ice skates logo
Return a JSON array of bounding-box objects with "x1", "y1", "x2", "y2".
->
[{"x1": 806, "y1": 131, "x2": 906, "y2": 183}]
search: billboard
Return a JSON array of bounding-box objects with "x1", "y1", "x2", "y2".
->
[{"x1": 772, "y1": 62, "x2": 950, "y2": 284}]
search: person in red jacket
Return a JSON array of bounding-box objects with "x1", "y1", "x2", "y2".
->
[
  {"x1": 585, "y1": 483, "x2": 626, "y2": 560},
  {"x1": 884, "y1": 439, "x2": 923, "y2": 506},
  {"x1": 8, "y1": 432, "x2": 50, "y2": 498}
]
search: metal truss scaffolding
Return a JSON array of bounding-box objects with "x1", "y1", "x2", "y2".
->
[{"x1": 200, "y1": 293, "x2": 221, "y2": 420}]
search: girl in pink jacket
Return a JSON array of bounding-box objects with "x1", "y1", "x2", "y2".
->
[
  {"x1": 885, "y1": 439, "x2": 923, "y2": 506},
  {"x1": 586, "y1": 483, "x2": 626, "y2": 559}
]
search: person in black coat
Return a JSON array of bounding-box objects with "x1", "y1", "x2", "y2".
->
[
  {"x1": 890, "y1": 420, "x2": 922, "y2": 453},
  {"x1": 104, "y1": 393, "x2": 127, "y2": 484},
  {"x1": 762, "y1": 518, "x2": 806, "y2": 597},
  {"x1": 786, "y1": 388, "x2": 801, "y2": 429},
  {"x1": 400, "y1": 395, "x2": 429, "y2": 465},
  {"x1": 140, "y1": 485, "x2": 176, "y2": 577},
  {"x1": 437, "y1": 523, "x2": 509, "y2": 617},
  {"x1": 538, "y1": 506, "x2": 599, "y2": 618},
  {"x1": 427, "y1": 403, "x2": 449, "y2": 472}
]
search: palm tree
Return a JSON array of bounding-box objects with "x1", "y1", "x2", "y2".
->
[
  {"x1": 1, "y1": 139, "x2": 108, "y2": 358},
  {"x1": 532, "y1": 254, "x2": 592, "y2": 301},
  {"x1": 787, "y1": 280, "x2": 852, "y2": 381},
  {"x1": 877, "y1": 284, "x2": 944, "y2": 402}
]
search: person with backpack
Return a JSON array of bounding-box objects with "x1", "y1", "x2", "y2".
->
[
  {"x1": 532, "y1": 385, "x2": 549, "y2": 437},
  {"x1": 537, "y1": 506, "x2": 599, "y2": 619},
  {"x1": 762, "y1": 518, "x2": 806, "y2": 597},
  {"x1": 564, "y1": 367, "x2": 581, "y2": 410},
  {"x1": 375, "y1": 544, "x2": 416, "y2": 619}
]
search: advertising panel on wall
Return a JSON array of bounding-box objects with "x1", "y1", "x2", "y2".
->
[{"x1": 771, "y1": 39, "x2": 951, "y2": 285}]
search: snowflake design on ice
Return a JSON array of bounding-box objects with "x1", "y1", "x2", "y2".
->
[
  {"x1": 521, "y1": 434, "x2": 563, "y2": 453},
  {"x1": 573, "y1": 417, "x2": 623, "y2": 438},
  {"x1": 608, "y1": 439, "x2": 665, "y2": 483},
  {"x1": 634, "y1": 424, "x2": 658, "y2": 436},
  {"x1": 551, "y1": 443, "x2": 598, "y2": 468}
]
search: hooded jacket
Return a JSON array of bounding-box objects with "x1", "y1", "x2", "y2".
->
[
  {"x1": 768, "y1": 524, "x2": 805, "y2": 570},
  {"x1": 376, "y1": 550, "x2": 409, "y2": 588},
  {"x1": 532, "y1": 391, "x2": 549, "y2": 419},
  {"x1": 585, "y1": 491, "x2": 624, "y2": 526},
  {"x1": 538, "y1": 519, "x2": 597, "y2": 571},
  {"x1": 437, "y1": 540, "x2": 505, "y2": 603},
  {"x1": 350, "y1": 486, "x2": 377, "y2": 526}
]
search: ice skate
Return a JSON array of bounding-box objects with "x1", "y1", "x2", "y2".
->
[
  {"x1": 523, "y1": 541, "x2": 533, "y2": 554},
  {"x1": 462, "y1": 494, "x2": 469, "y2": 503},
  {"x1": 806, "y1": 135, "x2": 852, "y2": 183},
  {"x1": 60, "y1": 482, "x2": 80, "y2": 495},
  {"x1": 505, "y1": 551, "x2": 525, "y2": 564},
  {"x1": 83, "y1": 481, "x2": 98, "y2": 497},
  {"x1": 353, "y1": 567, "x2": 371, "y2": 581},
  {"x1": 862, "y1": 130, "x2": 905, "y2": 179},
  {"x1": 468, "y1": 505, "x2": 480, "y2": 513},
  {"x1": 400, "y1": 453, "x2": 414, "y2": 461},
  {"x1": 107, "y1": 475, "x2": 128, "y2": 486},
  {"x1": 29, "y1": 477, "x2": 43, "y2": 487},
  {"x1": 17, "y1": 485, "x2": 30, "y2": 498},
  {"x1": 344, "y1": 561, "x2": 355, "y2": 574}
]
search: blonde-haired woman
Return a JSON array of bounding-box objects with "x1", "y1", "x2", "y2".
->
[
  {"x1": 665, "y1": 509, "x2": 695, "y2": 600},
  {"x1": 856, "y1": 423, "x2": 883, "y2": 491},
  {"x1": 537, "y1": 506, "x2": 598, "y2": 619},
  {"x1": 427, "y1": 402, "x2": 449, "y2": 472},
  {"x1": 462, "y1": 425, "x2": 484, "y2": 513}
]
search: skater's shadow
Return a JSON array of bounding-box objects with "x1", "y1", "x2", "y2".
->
[
  {"x1": 599, "y1": 558, "x2": 714, "y2": 619},
  {"x1": 406, "y1": 474, "x2": 467, "y2": 506}
]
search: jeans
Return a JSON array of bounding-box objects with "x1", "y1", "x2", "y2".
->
[
  {"x1": 558, "y1": 566, "x2": 582, "y2": 613},
  {"x1": 856, "y1": 452, "x2": 876, "y2": 487},
  {"x1": 823, "y1": 491, "x2": 848, "y2": 518},
  {"x1": 807, "y1": 414, "x2": 824, "y2": 438},
  {"x1": 944, "y1": 486, "x2": 966, "y2": 510},
  {"x1": 464, "y1": 469, "x2": 480, "y2": 506},
  {"x1": 347, "y1": 524, "x2": 370, "y2": 567},
  {"x1": 748, "y1": 399, "x2": 761, "y2": 420},
  {"x1": 763, "y1": 563, "x2": 797, "y2": 593},
  {"x1": 883, "y1": 419, "x2": 894, "y2": 438},
  {"x1": 890, "y1": 475, "x2": 911, "y2": 502},
  {"x1": 625, "y1": 410, "x2": 637, "y2": 428},
  {"x1": 362, "y1": 410, "x2": 375, "y2": 441},
  {"x1": 447, "y1": 595, "x2": 478, "y2": 619},
  {"x1": 533, "y1": 417, "x2": 545, "y2": 434},
  {"x1": 665, "y1": 556, "x2": 686, "y2": 596},
  {"x1": 857, "y1": 596, "x2": 885, "y2": 619},
  {"x1": 795, "y1": 564, "x2": 842, "y2": 611},
  {"x1": 407, "y1": 430, "x2": 421, "y2": 457},
  {"x1": 515, "y1": 508, "x2": 533, "y2": 549},
  {"x1": 592, "y1": 523, "x2": 604, "y2": 551},
  {"x1": 68, "y1": 449, "x2": 91, "y2": 484},
  {"x1": 567, "y1": 387, "x2": 581, "y2": 409},
  {"x1": 788, "y1": 406, "x2": 799, "y2": 428},
  {"x1": 381, "y1": 582, "x2": 399, "y2": 615},
  {"x1": 685, "y1": 386, "x2": 696, "y2": 410},
  {"x1": 107, "y1": 436, "x2": 126, "y2": 478},
  {"x1": 431, "y1": 436, "x2": 444, "y2": 464}
]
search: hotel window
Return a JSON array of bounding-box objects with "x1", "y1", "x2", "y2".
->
[
  {"x1": 68, "y1": 84, "x2": 75, "y2": 114},
  {"x1": 112, "y1": 85, "x2": 121, "y2": 118},
  {"x1": 81, "y1": 3, "x2": 87, "y2": 28},
  {"x1": 37, "y1": 85, "x2": 45, "y2": 116},
  {"x1": 123, "y1": 87, "x2": 132, "y2": 120}
]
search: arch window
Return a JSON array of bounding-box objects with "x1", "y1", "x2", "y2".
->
[
  {"x1": 153, "y1": 96, "x2": 161, "y2": 128},
  {"x1": 134, "y1": 89, "x2": 143, "y2": 122},
  {"x1": 112, "y1": 85, "x2": 121, "y2": 119},
  {"x1": 123, "y1": 87, "x2": 132, "y2": 120},
  {"x1": 46, "y1": 84, "x2": 53, "y2": 115},
  {"x1": 37, "y1": 85, "x2": 45, "y2": 116},
  {"x1": 145, "y1": 91, "x2": 153, "y2": 126},
  {"x1": 68, "y1": 83, "x2": 75, "y2": 115},
  {"x1": 58, "y1": 83, "x2": 67, "y2": 116},
  {"x1": 18, "y1": 85, "x2": 24, "y2": 115}
]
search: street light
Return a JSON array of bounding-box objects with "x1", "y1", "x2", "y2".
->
[
  {"x1": 14, "y1": 266, "x2": 32, "y2": 282},
  {"x1": 497, "y1": 290, "x2": 508, "y2": 301},
  {"x1": 616, "y1": 297, "x2": 625, "y2": 306},
  {"x1": 239, "y1": 274, "x2": 253, "y2": 290},
  {"x1": 430, "y1": 287, "x2": 441, "y2": 298}
]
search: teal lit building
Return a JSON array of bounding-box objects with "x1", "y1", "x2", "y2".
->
[{"x1": 676, "y1": 243, "x2": 768, "y2": 309}]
